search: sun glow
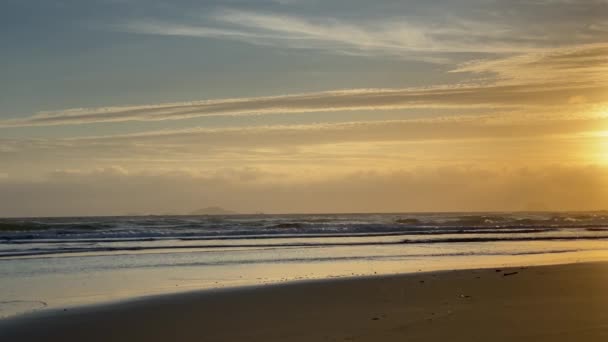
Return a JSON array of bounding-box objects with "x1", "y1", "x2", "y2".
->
[
  {"x1": 588, "y1": 128, "x2": 608, "y2": 164},
  {"x1": 599, "y1": 136, "x2": 608, "y2": 164}
]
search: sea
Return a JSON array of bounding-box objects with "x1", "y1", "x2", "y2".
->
[{"x1": 2, "y1": 212, "x2": 608, "y2": 318}]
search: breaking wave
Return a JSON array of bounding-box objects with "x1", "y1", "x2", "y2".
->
[{"x1": 1, "y1": 212, "x2": 608, "y2": 259}]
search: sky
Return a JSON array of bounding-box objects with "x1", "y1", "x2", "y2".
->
[{"x1": 1, "y1": 0, "x2": 608, "y2": 216}]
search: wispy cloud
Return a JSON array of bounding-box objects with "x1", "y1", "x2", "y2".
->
[
  {"x1": 0, "y1": 84, "x2": 587, "y2": 127},
  {"x1": 1, "y1": 43, "x2": 606, "y2": 128},
  {"x1": 3, "y1": 115, "x2": 607, "y2": 167},
  {"x1": 453, "y1": 43, "x2": 608, "y2": 84},
  {"x1": 118, "y1": 8, "x2": 558, "y2": 59},
  {"x1": 118, "y1": 20, "x2": 276, "y2": 40}
]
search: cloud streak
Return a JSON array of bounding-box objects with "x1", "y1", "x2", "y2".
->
[
  {"x1": 2, "y1": 116, "x2": 607, "y2": 176},
  {"x1": 0, "y1": 86, "x2": 522, "y2": 127},
  {"x1": 118, "y1": 7, "x2": 608, "y2": 58},
  {"x1": 0, "y1": 84, "x2": 583, "y2": 127},
  {"x1": 454, "y1": 43, "x2": 608, "y2": 84},
  {"x1": 121, "y1": 14, "x2": 528, "y2": 59},
  {"x1": 1, "y1": 43, "x2": 606, "y2": 128}
]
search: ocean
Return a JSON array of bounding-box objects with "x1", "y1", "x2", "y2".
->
[{"x1": 2, "y1": 212, "x2": 608, "y2": 318}]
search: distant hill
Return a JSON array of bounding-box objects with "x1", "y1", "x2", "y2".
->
[{"x1": 190, "y1": 207, "x2": 239, "y2": 216}]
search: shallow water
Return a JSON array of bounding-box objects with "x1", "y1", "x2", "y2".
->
[{"x1": 2, "y1": 212, "x2": 608, "y2": 318}]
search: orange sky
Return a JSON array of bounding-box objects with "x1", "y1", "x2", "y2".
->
[{"x1": 1, "y1": 1, "x2": 608, "y2": 216}]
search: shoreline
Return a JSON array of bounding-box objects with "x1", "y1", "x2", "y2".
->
[
  {"x1": 1, "y1": 250, "x2": 607, "y2": 320},
  {"x1": 2, "y1": 261, "x2": 608, "y2": 341}
]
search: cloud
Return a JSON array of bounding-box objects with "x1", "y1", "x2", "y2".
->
[
  {"x1": 0, "y1": 116, "x2": 599, "y2": 153},
  {"x1": 1, "y1": 43, "x2": 606, "y2": 128},
  {"x1": 2, "y1": 115, "x2": 607, "y2": 181},
  {"x1": 117, "y1": 20, "x2": 276, "y2": 41},
  {"x1": 0, "y1": 86, "x2": 526, "y2": 127},
  {"x1": 66, "y1": 116, "x2": 608, "y2": 146},
  {"x1": 117, "y1": 1, "x2": 608, "y2": 59},
  {"x1": 1, "y1": 164, "x2": 608, "y2": 216},
  {"x1": 120, "y1": 9, "x2": 551, "y2": 57},
  {"x1": 0, "y1": 81, "x2": 603, "y2": 127},
  {"x1": 453, "y1": 43, "x2": 608, "y2": 84},
  {"x1": 589, "y1": 22, "x2": 608, "y2": 32}
]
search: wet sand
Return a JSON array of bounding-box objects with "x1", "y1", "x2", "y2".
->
[{"x1": 1, "y1": 262, "x2": 608, "y2": 341}]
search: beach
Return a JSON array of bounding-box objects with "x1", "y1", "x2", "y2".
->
[
  {"x1": 3, "y1": 213, "x2": 608, "y2": 319},
  {"x1": 3, "y1": 0, "x2": 608, "y2": 340},
  {"x1": 2, "y1": 261, "x2": 608, "y2": 341},
  {"x1": 2, "y1": 213, "x2": 608, "y2": 319}
]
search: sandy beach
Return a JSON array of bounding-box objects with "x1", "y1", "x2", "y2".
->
[
  {"x1": 3, "y1": 0, "x2": 608, "y2": 340},
  {"x1": 1, "y1": 261, "x2": 607, "y2": 341}
]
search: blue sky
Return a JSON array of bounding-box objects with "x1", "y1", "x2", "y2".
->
[{"x1": 1, "y1": 0, "x2": 608, "y2": 215}]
